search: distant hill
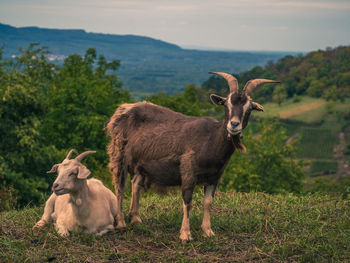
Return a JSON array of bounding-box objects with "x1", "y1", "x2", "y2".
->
[
  {"x1": 203, "y1": 45, "x2": 350, "y2": 102},
  {"x1": 0, "y1": 23, "x2": 293, "y2": 96}
]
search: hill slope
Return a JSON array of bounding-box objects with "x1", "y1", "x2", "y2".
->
[
  {"x1": 200, "y1": 45, "x2": 350, "y2": 179},
  {"x1": 203, "y1": 45, "x2": 350, "y2": 102},
  {"x1": 1, "y1": 191, "x2": 349, "y2": 262},
  {"x1": 0, "y1": 23, "x2": 292, "y2": 96}
]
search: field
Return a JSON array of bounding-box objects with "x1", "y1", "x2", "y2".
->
[
  {"x1": 1, "y1": 191, "x2": 350, "y2": 262},
  {"x1": 259, "y1": 97, "x2": 350, "y2": 180},
  {"x1": 262, "y1": 97, "x2": 325, "y2": 120}
]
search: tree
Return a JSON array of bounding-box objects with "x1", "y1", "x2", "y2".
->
[
  {"x1": 147, "y1": 84, "x2": 206, "y2": 116},
  {"x1": 0, "y1": 45, "x2": 130, "y2": 208},
  {"x1": 42, "y1": 49, "x2": 129, "y2": 150},
  {"x1": 307, "y1": 80, "x2": 324, "y2": 97},
  {"x1": 273, "y1": 84, "x2": 287, "y2": 106},
  {"x1": 41, "y1": 48, "x2": 130, "y2": 189},
  {"x1": 323, "y1": 85, "x2": 338, "y2": 101},
  {"x1": 0, "y1": 44, "x2": 57, "y2": 206}
]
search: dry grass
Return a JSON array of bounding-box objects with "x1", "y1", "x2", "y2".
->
[{"x1": 279, "y1": 101, "x2": 326, "y2": 119}]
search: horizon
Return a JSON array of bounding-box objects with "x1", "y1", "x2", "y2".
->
[
  {"x1": 1, "y1": 21, "x2": 307, "y2": 54},
  {"x1": 1, "y1": 0, "x2": 349, "y2": 52}
]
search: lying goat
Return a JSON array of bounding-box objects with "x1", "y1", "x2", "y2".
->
[
  {"x1": 33, "y1": 150, "x2": 118, "y2": 236},
  {"x1": 106, "y1": 72, "x2": 279, "y2": 241}
]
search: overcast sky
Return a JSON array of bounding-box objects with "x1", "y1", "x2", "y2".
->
[{"x1": 1, "y1": 0, "x2": 349, "y2": 52}]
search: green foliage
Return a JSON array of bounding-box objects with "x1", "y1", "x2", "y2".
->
[
  {"x1": 0, "y1": 44, "x2": 57, "y2": 206},
  {"x1": 202, "y1": 46, "x2": 350, "y2": 103},
  {"x1": 0, "y1": 44, "x2": 130, "y2": 209},
  {"x1": 292, "y1": 94, "x2": 301, "y2": 102},
  {"x1": 0, "y1": 175, "x2": 18, "y2": 211},
  {"x1": 146, "y1": 84, "x2": 211, "y2": 116},
  {"x1": 42, "y1": 48, "x2": 129, "y2": 167},
  {"x1": 304, "y1": 176, "x2": 350, "y2": 195},
  {"x1": 221, "y1": 119, "x2": 304, "y2": 193},
  {"x1": 307, "y1": 79, "x2": 324, "y2": 97},
  {"x1": 272, "y1": 84, "x2": 287, "y2": 105},
  {"x1": 323, "y1": 85, "x2": 339, "y2": 101}
]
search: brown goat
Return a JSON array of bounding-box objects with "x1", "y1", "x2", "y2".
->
[{"x1": 106, "y1": 72, "x2": 279, "y2": 242}]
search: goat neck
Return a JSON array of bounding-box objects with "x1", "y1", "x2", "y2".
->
[
  {"x1": 69, "y1": 180, "x2": 91, "y2": 217},
  {"x1": 212, "y1": 116, "x2": 235, "y2": 159}
]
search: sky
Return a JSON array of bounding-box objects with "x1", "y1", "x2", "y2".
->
[{"x1": 1, "y1": 0, "x2": 349, "y2": 52}]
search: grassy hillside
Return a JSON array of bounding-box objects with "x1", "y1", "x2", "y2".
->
[
  {"x1": 0, "y1": 23, "x2": 292, "y2": 96},
  {"x1": 260, "y1": 97, "x2": 350, "y2": 180},
  {"x1": 1, "y1": 191, "x2": 349, "y2": 262}
]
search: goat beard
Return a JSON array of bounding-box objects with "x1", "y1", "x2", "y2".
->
[{"x1": 231, "y1": 135, "x2": 247, "y2": 153}]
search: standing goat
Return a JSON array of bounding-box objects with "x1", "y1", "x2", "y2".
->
[
  {"x1": 106, "y1": 72, "x2": 279, "y2": 241},
  {"x1": 33, "y1": 150, "x2": 118, "y2": 236}
]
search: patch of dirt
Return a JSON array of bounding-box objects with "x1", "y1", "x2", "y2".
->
[{"x1": 279, "y1": 101, "x2": 326, "y2": 119}]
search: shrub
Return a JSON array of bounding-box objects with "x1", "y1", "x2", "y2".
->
[{"x1": 220, "y1": 118, "x2": 304, "y2": 193}]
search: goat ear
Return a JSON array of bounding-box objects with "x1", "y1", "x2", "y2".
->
[
  {"x1": 252, "y1": 102, "x2": 264, "y2": 112},
  {"x1": 47, "y1": 164, "x2": 59, "y2": 174},
  {"x1": 210, "y1": 94, "x2": 226, "y2": 106},
  {"x1": 77, "y1": 164, "x2": 91, "y2": 179}
]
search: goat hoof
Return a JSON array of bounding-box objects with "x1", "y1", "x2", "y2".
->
[
  {"x1": 57, "y1": 229, "x2": 69, "y2": 237},
  {"x1": 180, "y1": 230, "x2": 193, "y2": 242},
  {"x1": 202, "y1": 228, "x2": 215, "y2": 237},
  {"x1": 97, "y1": 226, "x2": 114, "y2": 236},
  {"x1": 130, "y1": 216, "x2": 142, "y2": 224},
  {"x1": 33, "y1": 220, "x2": 46, "y2": 230},
  {"x1": 116, "y1": 221, "x2": 126, "y2": 229}
]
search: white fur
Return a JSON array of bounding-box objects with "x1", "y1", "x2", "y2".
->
[{"x1": 34, "y1": 178, "x2": 118, "y2": 236}]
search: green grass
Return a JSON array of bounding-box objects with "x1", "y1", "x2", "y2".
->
[
  {"x1": 310, "y1": 160, "x2": 338, "y2": 174},
  {"x1": 297, "y1": 126, "x2": 339, "y2": 159},
  {"x1": 1, "y1": 191, "x2": 350, "y2": 262},
  {"x1": 263, "y1": 97, "x2": 324, "y2": 118},
  {"x1": 259, "y1": 97, "x2": 350, "y2": 178},
  {"x1": 291, "y1": 105, "x2": 327, "y2": 123}
]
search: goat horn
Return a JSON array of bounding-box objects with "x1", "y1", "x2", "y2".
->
[
  {"x1": 65, "y1": 149, "x2": 77, "y2": 160},
  {"x1": 209, "y1": 72, "x2": 239, "y2": 94},
  {"x1": 243, "y1": 79, "x2": 280, "y2": 95},
  {"x1": 75, "y1": 151, "x2": 96, "y2": 162}
]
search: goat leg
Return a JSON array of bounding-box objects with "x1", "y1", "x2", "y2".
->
[
  {"x1": 201, "y1": 185, "x2": 216, "y2": 237},
  {"x1": 115, "y1": 174, "x2": 126, "y2": 228},
  {"x1": 180, "y1": 187, "x2": 194, "y2": 242},
  {"x1": 33, "y1": 194, "x2": 56, "y2": 230},
  {"x1": 129, "y1": 174, "x2": 143, "y2": 224}
]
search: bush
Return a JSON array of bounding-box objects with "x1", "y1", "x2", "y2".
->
[
  {"x1": 292, "y1": 94, "x2": 301, "y2": 103},
  {"x1": 0, "y1": 179, "x2": 18, "y2": 212},
  {"x1": 220, "y1": 119, "x2": 304, "y2": 193}
]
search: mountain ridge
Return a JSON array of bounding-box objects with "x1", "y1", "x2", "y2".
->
[{"x1": 0, "y1": 22, "x2": 293, "y2": 95}]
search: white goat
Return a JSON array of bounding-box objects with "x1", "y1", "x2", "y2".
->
[{"x1": 33, "y1": 150, "x2": 118, "y2": 236}]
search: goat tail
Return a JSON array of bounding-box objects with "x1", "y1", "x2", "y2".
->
[{"x1": 107, "y1": 135, "x2": 127, "y2": 190}]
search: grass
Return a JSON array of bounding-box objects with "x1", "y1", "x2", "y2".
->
[
  {"x1": 263, "y1": 97, "x2": 324, "y2": 120},
  {"x1": 309, "y1": 160, "x2": 338, "y2": 174},
  {"x1": 290, "y1": 104, "x2": 327, "y2": 123},
  {"x1": 1, "y1": 191, "x2": 350, "y2": 262},
  {"x1": 296, "y1": 126, "x2": 339, "y2": 159},
  {"x1": 259, "y1": 97, "x2": 350, "y2": 177}
]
